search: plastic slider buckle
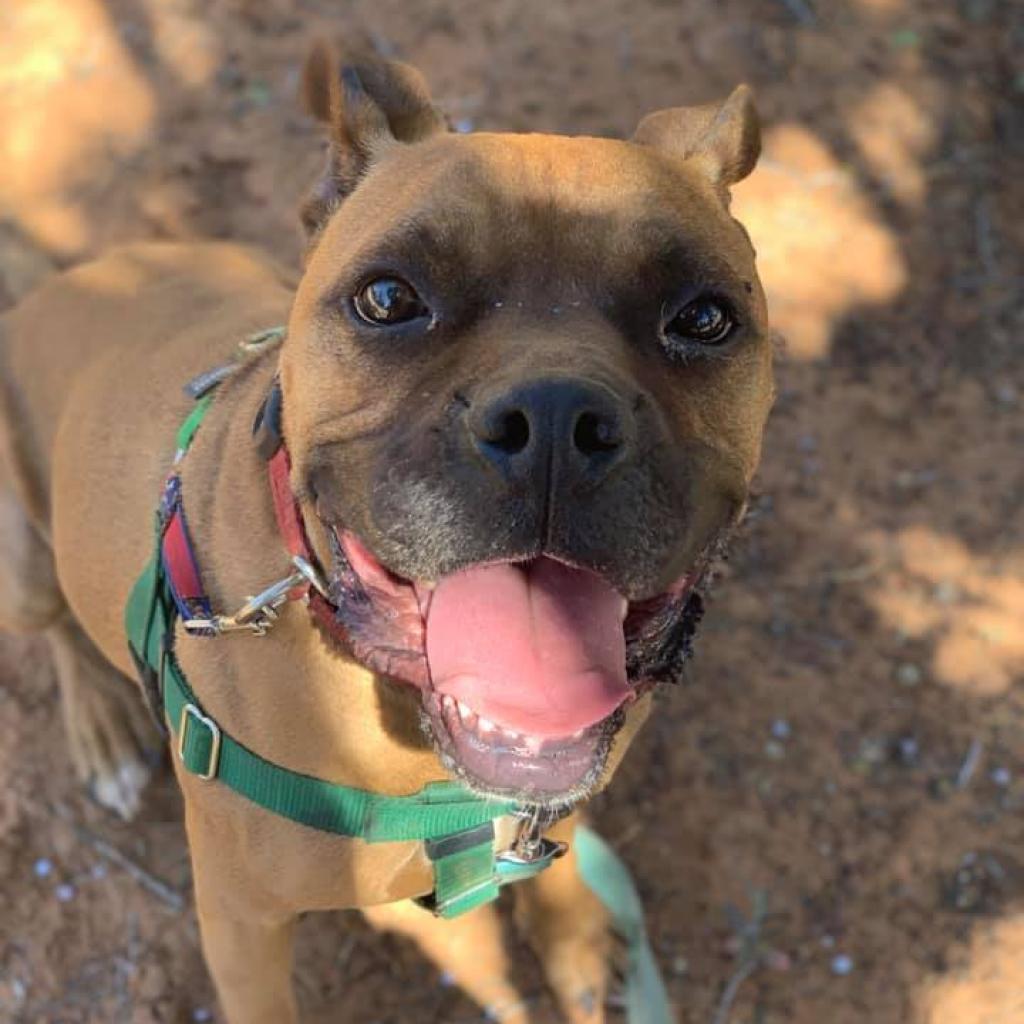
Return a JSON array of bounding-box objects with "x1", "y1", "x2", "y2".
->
[{"x1": 178, "y1": 703, "x2": 222, "y2": 780}]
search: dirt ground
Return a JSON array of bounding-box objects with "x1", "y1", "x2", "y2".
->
[{"x1": 1, "y1": 0, "x2": 1022, "y2": 1021}]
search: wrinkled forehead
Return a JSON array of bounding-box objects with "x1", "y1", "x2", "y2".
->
[{"x1": 312, "y1": 132, "x2": 752, "y2": 292}]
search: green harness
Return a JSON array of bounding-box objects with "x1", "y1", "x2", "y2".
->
[
  {"x1": 124, "y1": 377, "x2": 560, "y2": 919},
  {"x1": 123, "y1": 351, "x2": 673, "y2": 1019}
]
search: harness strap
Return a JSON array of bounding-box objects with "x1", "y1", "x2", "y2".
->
[
  {"x1": 125, "y1": 346, "x2": 556, "y2": 918},
  {"x1": 164, "y1": 648, "x2": 517, "y2": 841}
]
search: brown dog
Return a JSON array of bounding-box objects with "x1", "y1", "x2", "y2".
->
[{"x1": 0, "y1": 44, "x2": 773, "y2": 1023}]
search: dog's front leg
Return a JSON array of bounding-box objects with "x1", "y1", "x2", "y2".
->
[
  {"x1": 183, "y1": 795, "x2": 300, "y2": 1024},
  {"x1": 363, "y1": 899, "x2": 531, "y2": 1023},
  {"x1": 193, "y1": 886, "x2": 299, "y2": 1024},
  {"x1": 514, "y1": 813, "x2": 613, "y2": 1023}
]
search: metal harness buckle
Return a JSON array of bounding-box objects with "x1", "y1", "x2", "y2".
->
[
  {"x1": 497, "y1": 805, "x2": 569, "y2": 868},
  {"x1": 178, "y1": 703, "x2": 222, "y2": 780},
  {"x1": 182, "y1": 555, "x2": 327, "y2": 637}
]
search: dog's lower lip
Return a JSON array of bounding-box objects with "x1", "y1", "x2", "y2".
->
[{"x1": 427, "y1": 690, "x2": 618, "y2": 801}]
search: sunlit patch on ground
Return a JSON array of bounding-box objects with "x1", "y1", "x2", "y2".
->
[
  {"x1": 916, "y1": 913, "x2": 1024, "y2": 1024},
  {"x1": 849, "y1": 81, "x2": 936, "y2": 205},
  {"x1": 864, "y1": 525, "x2": 1024, "y2": 696},
  {"x1": 733, "y1": 124, "x2": 906, "y2": 360},
  {"x1": 0, "y1": 0, "x2": 154, "y2": 253}
]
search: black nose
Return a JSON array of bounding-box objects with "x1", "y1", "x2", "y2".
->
[{"x1": 468, "y1": 377, "x2": 632, "y2": 483}]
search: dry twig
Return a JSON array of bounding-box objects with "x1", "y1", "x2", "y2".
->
[{"x1": 50, "y1": 802, "x2": 185, "y2": 911}]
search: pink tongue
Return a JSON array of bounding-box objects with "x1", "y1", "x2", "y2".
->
[{"x1": 426, "y1": 559, "x2": 630, "y2": 738}]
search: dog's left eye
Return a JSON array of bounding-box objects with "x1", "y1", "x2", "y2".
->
[
  {"x1": 352, "y1": 277, "x2": 429, "y2": 326},
  {"x1": 662, "y1": 297, "x2": 735, "y2": 349}
]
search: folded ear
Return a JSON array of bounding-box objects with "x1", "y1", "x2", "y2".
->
[
  {"x1": 301, "y1": 41, "x2": 447, "y2": 238},
  {"x1": 632, "y1": 85, "x2": 760, "y2": 193}
]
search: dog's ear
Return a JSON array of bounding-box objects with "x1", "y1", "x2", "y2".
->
[
  {"x1": 632, "y1": 85, "x2": 760, "y2": 193},
  {"x1": 301, "y1": 41, "x2": 447, "y2": 238}
]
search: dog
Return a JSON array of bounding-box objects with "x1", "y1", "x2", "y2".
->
[{"x1": 0, "y1": 42, "x2": 773, "y2": 1023}]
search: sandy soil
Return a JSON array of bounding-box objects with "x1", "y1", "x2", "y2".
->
[{"x1": 0, "y1": 0, "x2": 1022, "y2": 1021}]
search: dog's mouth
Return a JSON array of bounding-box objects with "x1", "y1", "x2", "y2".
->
[{"x1": 319, "y1": 527, "x2": 706, "y2": 806}]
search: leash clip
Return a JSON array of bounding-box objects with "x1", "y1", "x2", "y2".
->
[
  {"x1": 499, "y1": 805, "x2": 568, "y2": 867},
  {"x1": 183, "y1": 555, "x2": 328, "y2": 637}
]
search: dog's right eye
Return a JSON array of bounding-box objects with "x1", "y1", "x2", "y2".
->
[{"x1": 352, "y1": 277, "x2": 429, "y2": 326}]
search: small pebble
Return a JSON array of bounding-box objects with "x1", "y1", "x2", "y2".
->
[
  {"x1": 90, "y1": 863, "x2": 108, "y2": 880},
  {"x1": 858, "y1": 736, "x2": 888, "y2": 765},
  {"x1": 764, "y1": 740, "x2": 786, "y2": 760},
  {"x1": 244, "y1": 81, "x2": 272, "y2": 107},
  {"x1": 990, "y1": 767, "x2": 1012, "y2": 788},
  {"x1": 192, "y1": 1009, "x2": 213, "y2": 1023},
  {"x1": 671, "y1": 955, "x2": 689, "y2": 976},
  {"x1": 994, "y1": 384, "x2": 1018, "y2": 406},
  {"x1": 439, "y1": 970, "x2": 456, "y2": 988},
  {"x1": 454, "y1": 118, "x2": 474, "y2": 133},
  {"x1": 895, "y1": 467, "x2": 939, "y2": 490},
  {"x1": 890, "y1": 28, "x2": 921, "y2": 49},
  {"x1": 55, "y1": 883, "x2": 76, "y2": 903},
  {"x1": 33, "y1": 857, "x2": 53, "y2": 879},
  {"x1": 897, "y1": 736, "x2": 919, "y2": 764},
  {"x1": 896, "y1": 663, "x2": 922, "y2": 687},
  {"x1": 771, "y1": 718, "x2": 791, "y2": 740},
  {"x1": 831, "y1": 953, "x2": 854, "y2": 976}
]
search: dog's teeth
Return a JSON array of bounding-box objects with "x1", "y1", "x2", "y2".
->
[
  {"x1": 572, "y1": 728, "x2": 585, "y2": 739},
  {"x1": 442, "y1": 695, "x2": 455, "y2": 711},
  {"x1": 477, "y1": 716, "x2": 495, "y2": 734},
  {"x1": 457, "y1": 700, "x2": 472, "y2": 722},
  {"x1": 524, "y1": 735, "x2": 544, "y2": 755}
]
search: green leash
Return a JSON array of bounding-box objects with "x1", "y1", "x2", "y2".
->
[{"x1": 577, "y1": 826, "x2": 675, "y2": 1023}]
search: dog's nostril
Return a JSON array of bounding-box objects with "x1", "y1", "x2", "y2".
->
[
  {"x1": 574, "y1": 412, "x2": 620, "y2": 456},
  {"x1": 488, "y1": 409, "x2": 531, "y2": 455}
]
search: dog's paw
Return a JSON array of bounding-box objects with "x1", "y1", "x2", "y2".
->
[
  {"x1": 63, "y1": 677, "x2": 160, "y2": 820},
  {"x1": 90, "y1": 756, "x2": 152, "y2": 820},
  {"x1": 545, "y1": 953, "x2": 609, "y2": 1023},
  {"x1": 518, "y1": 897, "x2": 613, "y2": 1023}
]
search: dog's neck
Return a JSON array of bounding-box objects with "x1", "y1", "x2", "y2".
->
[{"x1": 173, "y1": 352, "x2": 445, "y2": 796}]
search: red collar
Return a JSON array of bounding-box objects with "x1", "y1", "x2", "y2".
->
[
  {"x1": 266, "y1": 441, "x2": 342, "y2": 635},
  {"x1": 162, "y1": 379, "x2": 342, "y2": 639}
]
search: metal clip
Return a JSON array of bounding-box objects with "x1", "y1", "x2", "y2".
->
[
  {"x1": 183, "y1": 555, "x2": 328, "y2": 636},
  {"x1": 239, "y1": 325, "x2": 287, "y2": 353},
  {"x1": 501, "y1": 805, "x2": 569, "y2": 865}
]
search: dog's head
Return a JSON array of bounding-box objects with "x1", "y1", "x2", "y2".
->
[{"x1": 281, "y1": 43, "x2": 774, "y2": 807}]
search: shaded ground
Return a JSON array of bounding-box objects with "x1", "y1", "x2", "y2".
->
[{"x1": 1, "y1": 0, "x2": 1022, "y2": 1021}]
